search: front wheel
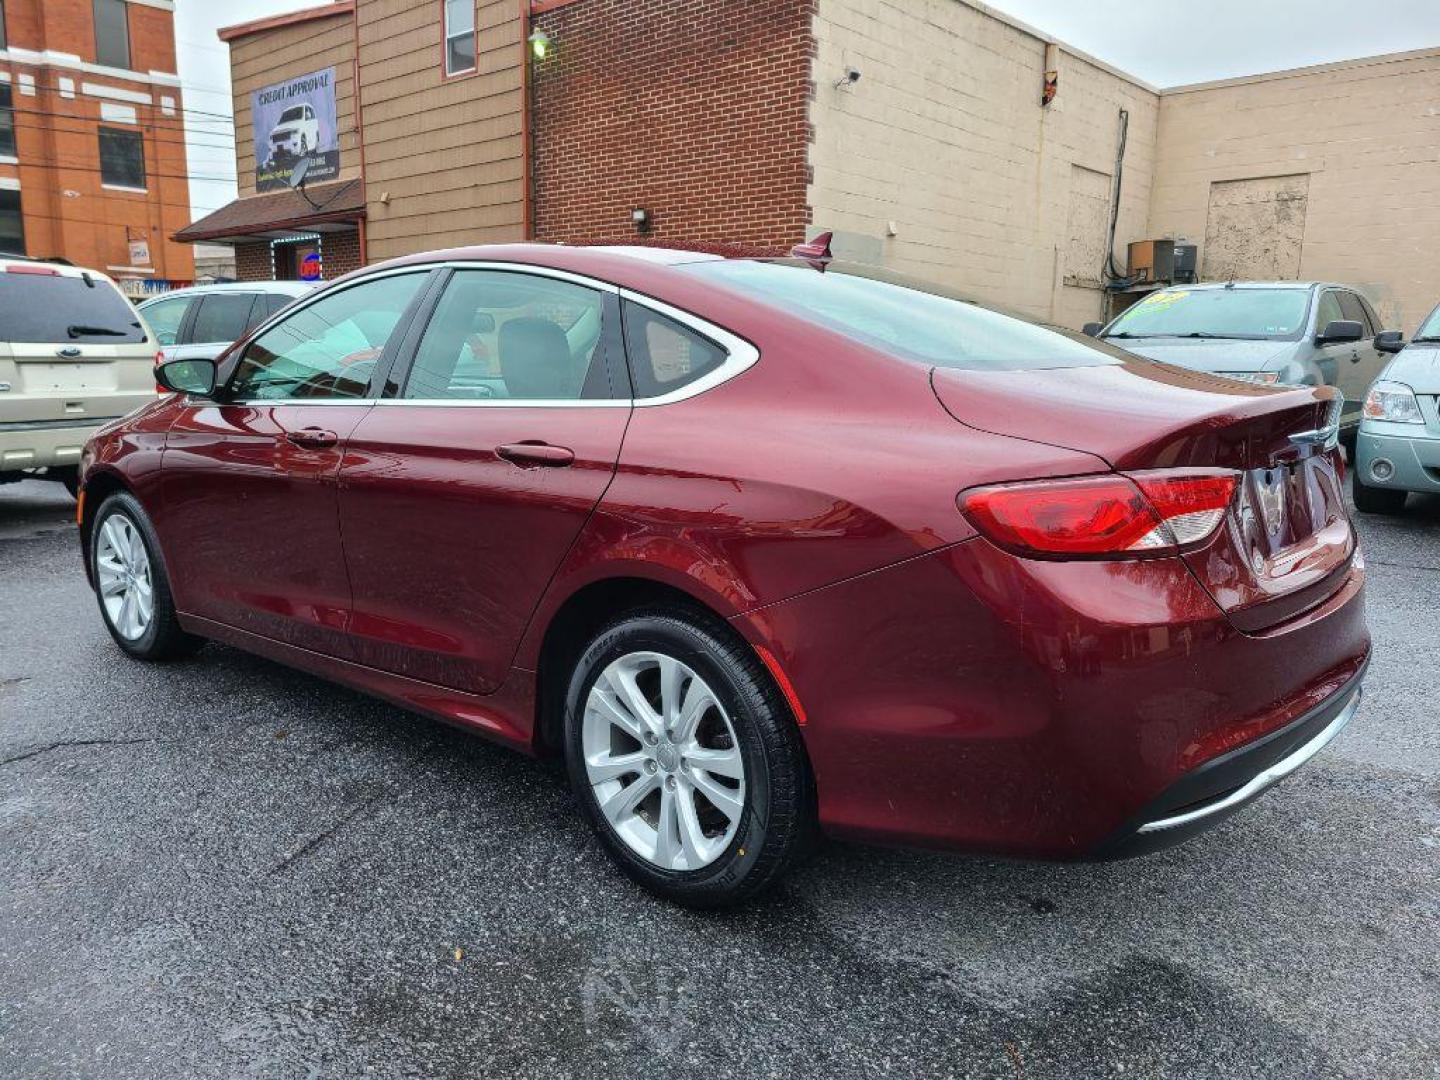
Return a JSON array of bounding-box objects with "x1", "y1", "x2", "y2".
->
[
  {"x1": 1352, "y1": 474, "x2": 1407, "y2": 515},
  {"x1": 90, "y1": 492, "x2": 204, "y2": 660},
  {"x1": 564, "y1": 609, "x2": 815, "y2": 907}
]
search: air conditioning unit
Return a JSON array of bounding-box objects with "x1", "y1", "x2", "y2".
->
[{"x1": 1127, "y1": 239, "x2": 1175, "y2": 284}]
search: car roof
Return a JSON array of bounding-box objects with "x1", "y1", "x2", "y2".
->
[
  {"x1": 137, "y1": 281, "x2": 316, "y2": 305},
  {"x1": 1158, "y1": 281, "x2": 1322, "y2": 291},
  {"x1": 0, "y1": 257, "x2": 120, "y2": 285}
]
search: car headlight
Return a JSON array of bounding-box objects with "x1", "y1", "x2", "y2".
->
[
  {"x1": 1363, "y1": 380, "x2": 1424, "y2": 424},
  {"x1": 1219, "y1": 371, "x2": 1282, "y2": 385}
]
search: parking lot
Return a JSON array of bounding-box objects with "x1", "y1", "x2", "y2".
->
[{"x1": 1, "y1": 477, "x2": 1437, "y2": 1079}]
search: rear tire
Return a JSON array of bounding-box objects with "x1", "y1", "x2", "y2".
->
[
  {"x1": 563, "y1": 608, "x2": 815, "y2": 908},
  {"x1": 1352, "y1": 474, "x2": 1407, "y2": 515},
  {"x1": 90, "y1": 492, "x2": 204, "y2": 661}
]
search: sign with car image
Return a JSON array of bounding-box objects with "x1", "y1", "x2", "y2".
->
[{"x1": 252, "y1": 67, "x2": 339, "y2": 193}]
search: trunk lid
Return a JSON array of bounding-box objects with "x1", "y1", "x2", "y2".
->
[{"x1": 932, "y1": 358, "x2": 1354, "y2": 632}]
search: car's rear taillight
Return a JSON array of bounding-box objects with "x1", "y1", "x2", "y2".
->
[{"x1": 959, "y1": 470, "x2": 1237, "y2": 558}]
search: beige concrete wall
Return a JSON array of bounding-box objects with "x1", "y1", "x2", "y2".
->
[
  {"x1": 356, "y1": 0, "x2": 525, "y2": 262},
  {"x1": 230, "y1": 13, "x2": 360, "y2": 199},
  {"x1": 808, "y1": 0, "x2": 1160, "y2": 327},
  {"x1": 1150, "y1": 48, "x2": 1440, "y2": 334}
]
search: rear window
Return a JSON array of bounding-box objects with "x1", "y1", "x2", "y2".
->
[
  {"x1": 1106, "y1": 288, "x2": 1311, "y2": 341},
  {"x1": 682, "y1": 260, "x2": 1118, "y2": 371},
  {"x1": 0, "y1": 271, "x2": 146, "y2": 343}
]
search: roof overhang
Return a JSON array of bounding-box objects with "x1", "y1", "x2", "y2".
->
[{"x1": 174, "y1": 180, "x2": 365, "y2": 246}]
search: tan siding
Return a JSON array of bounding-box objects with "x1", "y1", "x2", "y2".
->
[
  {"x1": 1150, "y1": 49, "x2": 1440, "y2": 333},
  {"x1": 809, "y1": 0, "x2": 1160, "y2": 328},
  {"x1": 229, "y1": 16, "x2": 359, "y2": 199},
  {"x1": 356, "y1": 0, "x2": 525, "y2": 260}
]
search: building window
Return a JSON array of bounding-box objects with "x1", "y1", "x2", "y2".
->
[
  {"x1": 0, "y1": 189, "x2": 23, "y2": 255},
  {"x1": 1, "y1": 2, "x2": 8, "y2": 51},
  {"x1": 0, "y1": 85, "x2": 14, "y2": 159},
  {"x1": 93, "y1": 0, "x2": 132, "y2": 70},
  {"x1": 444, "y1": 0, "x2": 476, "y2": 76},
  {"x1": 99, "y1": 127, "x2": 146, "y2": 189}
]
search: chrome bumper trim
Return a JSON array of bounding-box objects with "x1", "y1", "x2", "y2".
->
[{"x1": 1137, "y1": 687, "x2": 1361, "y2": 834}]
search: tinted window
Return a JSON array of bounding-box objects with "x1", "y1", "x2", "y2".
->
[
  {"x1": 405, "y1": 270, "x2": 608, "y2": 400},
  {"x1": 0, "y1": 189, "x2": 22, "y2": 256},
  {"x1": 139, "y1": 295, "x2": 191, "y2": 346},
  {"x1": 93, "y1": 0, "x2": 131, "y2": 70},
  {"x1": 228, "y1": 274, "x2": 425, "y2": 400},
  {"x1": 0, "y1": 272, "x2": 145, "y2": 343},
  {"x1": 98, "y1": 127, "x2": 145, "y2": 189},
  {"x1": 684, "y1": 259, "x2": 1117, "y2": 371},
  {"x1": 1107, "y1": 288, "x2": 1311, "y2": 340},
  {"x1": 1337, "y1": 292, "x2": 1372, "y2": 335},
  {"x1": 0, "y1": 84, "x2": 15, "y2": 158},
  {"x1": 622, "y1": 302, "x2": 727, "y2": 397},
  {"x1": 264, "y1": 293, "x2": 296, "y2": 318},
  {"x1": 190, "y1": 293, "x2": 258, "y2": 344},
  {"x1": 1314, "y1": 291, "x2": 1345, "y2": 334}
]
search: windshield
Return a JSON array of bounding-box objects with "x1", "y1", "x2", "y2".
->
[
  {"x1": 1106, "y1": 288, "x2": 1310, "y2": 341},
  {"x1": 1415, "y1": 305, "x2": 1440, "y2": 342},
  {"x1": 279, "y1": 107, "x2": 305, "y2": 124},
  {"x1": 0, "y1": 272, "x2": 146, "y2": 343},
  {"x1": 682, "y1": 260, "x2": 1120, "y2": 371}
]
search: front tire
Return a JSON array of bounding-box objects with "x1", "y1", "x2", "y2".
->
[
  {"x1": 1353, "y1": 474, "x2": 1407, "y2": 515},
  {"x1": 90, "y1": 492, "x2": 204, "y2": 661},
  {"x1": 563, "y1": 608, "x2": 815, "y2": 907}
]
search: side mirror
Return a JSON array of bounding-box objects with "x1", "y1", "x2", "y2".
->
[
  {"x1": 1081, "y1": 322, "x2": 1105, "y2": 338},
  {"x1": 1316, "y1": 319, "x2": 1364, "y2": 346},
  {"x1": 1374, "y1": 330, "x2": 1405, "y2": 354},
  {"x1": 156, "y1": 357, "x2": 217, "y2": 396}
]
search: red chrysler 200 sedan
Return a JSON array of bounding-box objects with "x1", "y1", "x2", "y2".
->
[{"x1": 76, "y1": 242, "x2": 1369, "y2": 906}]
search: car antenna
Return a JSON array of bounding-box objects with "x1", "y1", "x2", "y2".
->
[{"x1": 790, "y1": 231, "x2": 833, "y2": 270}]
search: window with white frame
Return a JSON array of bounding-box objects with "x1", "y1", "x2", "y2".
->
[{"x1": 444, "y1": 0, "x2": 476, "y2": 76}]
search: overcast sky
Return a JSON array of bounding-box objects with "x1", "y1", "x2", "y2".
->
[{"x1": 174, "y1": 0, "x2": 1440, "y2": 222}]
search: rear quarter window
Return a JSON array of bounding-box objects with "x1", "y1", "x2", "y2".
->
[{"x1": 0, "y1": 271, "x2": 146, "y2": 343}]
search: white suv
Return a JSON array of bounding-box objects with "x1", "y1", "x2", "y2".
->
[
  {"x1": 268, "y1": 104, "x2": 321, "y2": 161},
  {"x1": 0, "y1": 260, "x2": 158, "y2": 494}
]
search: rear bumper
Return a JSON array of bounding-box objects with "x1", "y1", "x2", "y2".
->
[
  {"x1": 0, "y1": 416, "x2": 122, "y2": 471},
  {"x1": 1094, "y1": 665, "x2": 1364, "y2": 858},
  {"x1": 735, "y1": 536, "x2": 1370, "y2": 858}
]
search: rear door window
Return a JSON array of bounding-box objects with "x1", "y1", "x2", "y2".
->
[
  {"x1": 0, "y1": 271, "x2": 146, "y2": 343},
  {"x1": 190, "y1": 293, "x2": 259, "y2": 345}
]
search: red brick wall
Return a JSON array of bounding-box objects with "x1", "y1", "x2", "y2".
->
[
  {"x1": 531, "y1": 0, "x2": 814, "y2": 250},
  {"x1": 235, "y1": 242, "x2": 272, "y2": 282},
  {"x1": 233, "y1": 230, "x2": 364, "y2": 283}
]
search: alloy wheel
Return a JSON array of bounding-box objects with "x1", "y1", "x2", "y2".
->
[
  {"x1": 95, "y1": 513, "x2": 154, "y2": 641},
  {"x1": 582, "y1": 651, "x2": 747, "y2": 871}
]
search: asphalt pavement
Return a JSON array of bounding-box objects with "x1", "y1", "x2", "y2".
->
[{"x1": 1, "y1": 477, "x2": 1437, "y2": 1079}]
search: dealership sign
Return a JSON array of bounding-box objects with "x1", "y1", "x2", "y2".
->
[{"x1": 252, "y1": 68, "x2": 340, "y2": 193}]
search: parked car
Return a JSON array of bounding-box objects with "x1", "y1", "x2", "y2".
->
[
  {"x1": 267, "y1": 104, "x2": 320, "y2": 162},
  {"x1": 1353, "y1": 301, "x2": 1440, "y2": 514},
  {"x1": 1087, "y1": 282, "x2": 1399, "y2": 446},
  {"x1": 0, "y1": 258, "x2": 158, "y2": 494},
  {"x1": 77, "y1": 244, "x2": 1369, "y2": 906},
  {"x1": 139, "y1": 282, "x2": 315, "y2": 364}
]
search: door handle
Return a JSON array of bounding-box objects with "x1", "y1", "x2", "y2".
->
[
  {"x1": 496, "y1": 442, "x2": 575, "y2": 468},
  {"x1": 285, "y1": 427, "x2": 339, "y2": 449}
]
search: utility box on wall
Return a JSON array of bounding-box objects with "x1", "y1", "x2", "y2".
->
[{"x1": 1127, "y1": 239, "x2": 1175, "y2": 284}]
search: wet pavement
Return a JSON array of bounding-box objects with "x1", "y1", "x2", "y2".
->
[{"x1": 2, "y1": 477, "x2": 1438, "y2": 1079}]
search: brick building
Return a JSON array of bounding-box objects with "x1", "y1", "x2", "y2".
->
[
  {"x1": 187, "y1": 0, "x2": 1440, "y2": 332},
  {"x1": 0, "y1": 0, "x2": 195, "y2": 290}
]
